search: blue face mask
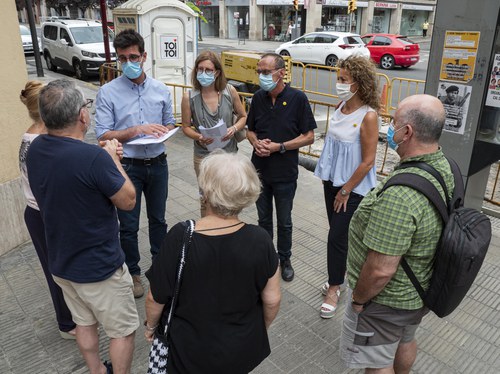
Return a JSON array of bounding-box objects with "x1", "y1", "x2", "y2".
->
[
  {"x1": 122, "y1": 61, "x2": 142, "y2": 80},
  {"x1": 387, "y1": 123, "x2": 406, "y2": 151},
  {"x1": 197, "y1": 72, "x2": 216, "y2": 87},
  {"x1": 259, "y1": 73, "x2": 278, "y2": 92}
]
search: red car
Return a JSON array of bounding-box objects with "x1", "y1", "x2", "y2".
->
[{"x1": 361, "y1": 33, "x2": 420, "y2": 69}]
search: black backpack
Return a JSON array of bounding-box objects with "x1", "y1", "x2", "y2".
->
[{"x1": 378, "y1": 157, "x2": 491, "y2": 318}]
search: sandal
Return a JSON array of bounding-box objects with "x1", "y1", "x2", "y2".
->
[{"x1": 319, "y1": 289, "x2": 341, "y2": 319}]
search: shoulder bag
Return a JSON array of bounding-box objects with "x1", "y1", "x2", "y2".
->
[{"x1": 147, "y1": 219, "x2": 195, "y2": 374}]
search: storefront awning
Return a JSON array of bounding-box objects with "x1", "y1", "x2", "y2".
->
[{"x1": 322, "y1": 0, "x2": 368, "y2": 7}]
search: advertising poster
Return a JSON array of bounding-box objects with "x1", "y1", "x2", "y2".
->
[
  {"x1": 439, "y1": 31, "x2": 480, "y2": 82},
  {"x1": 437, "y1": 82, "x2": 472, "y2": 135},
  {"x1": 486, "y1": 53, "x2": 500, "y2": 108}
]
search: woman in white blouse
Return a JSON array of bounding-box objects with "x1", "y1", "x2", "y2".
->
[{"x1": 314, "y1": 56, "x2": 380, "y2": 318}]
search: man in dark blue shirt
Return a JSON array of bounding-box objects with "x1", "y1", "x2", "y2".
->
[
  {"x1": 247, "y1": 53, "x2": 317, "y2": 281},
  {"x1": 27, "y1": 79, "x2": 139, "y2": 374}
]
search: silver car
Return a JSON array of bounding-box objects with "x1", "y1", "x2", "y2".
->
[
  {"x1": 275, "y1": 31, "x2": 370, "y2": 67},
  {"x1": 20, "y1": 25, "x2": 41, "y2": 54}
]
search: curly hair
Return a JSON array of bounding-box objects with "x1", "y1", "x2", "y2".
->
[
  {"x1": 20, "y1": 80, "x2": 44, "y2": 123},
  {"x1": 192, "y1": 50, "x2": 227, "y2": 92},
  {"x1": 337, "y1": 56, "x2": 380, "y2": 111}
]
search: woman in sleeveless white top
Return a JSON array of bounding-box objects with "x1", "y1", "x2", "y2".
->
[
  {"x1": 181, "y1": 51, "x2": 247, "y2": 217},
  {"x1": 313, "y1": 56, "x2": 381, "y2": 319}
]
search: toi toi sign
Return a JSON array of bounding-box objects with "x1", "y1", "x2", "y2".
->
[{"x1": 160, "y1": 35, "x2": 179, "y2": 59}]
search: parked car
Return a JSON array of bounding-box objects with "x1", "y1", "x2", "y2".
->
[
  {"x1": 20, "y1": 25, "x2": 41, "y2": 55},
  {"x1": 41, "y1": 19, "x2": 116, "y2": 80},
  {"x1": 361, "y1": 33, "x2": 420, "y2": 69},
  {"x1": 275, "y1": 31, "x2": 370, "y2": 67}
]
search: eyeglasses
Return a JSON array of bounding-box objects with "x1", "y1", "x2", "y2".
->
[
  {"x1": 256, "y1": 68, "x2": 280, "y2": 75},
  {"x1": 81, "y1": 99, "x2": 94, "y2": 109},
  {"x1": 117, "y1": 54, "x2": 142, "y2": 64},
  {"x1": 196, "y1": 67, "x2": 216, "y2": 75}
]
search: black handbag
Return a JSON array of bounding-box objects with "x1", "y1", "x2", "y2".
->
[{"x1": 147, "y1": 220, "x2": 195, "y2": 374}]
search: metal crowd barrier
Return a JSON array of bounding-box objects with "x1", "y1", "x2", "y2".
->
[{"x1": 98, "y1": 65, "x2": 500, "y2": 210}]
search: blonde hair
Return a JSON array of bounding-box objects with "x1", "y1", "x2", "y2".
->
[
  {"x1": 20, "y1": 81, "x2": 44, "y2": 123},
  {"x1": 198, "y1": 150, "x2": 261, "y2": 217},
  {"x1": 337, "y1": 56, "x2": 381, "y2": 111}
]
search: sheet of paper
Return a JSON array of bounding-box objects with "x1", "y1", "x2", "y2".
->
[
  {"x1": 127, "y1": 127, "x2": 179, "y2": 145},
  {"x1": 199, "y1": 119, "x2": 229, "y2": 152}
]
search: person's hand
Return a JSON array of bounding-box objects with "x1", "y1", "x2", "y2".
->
[
  {"x1": 352, "y1": 303, "x2": 364, "y2": 314},
  {"x1": 221, "y1": 126, "x2": 237, "y2": 141},
  {"x1": 144, "y1": 328, "x2": 155, "y2": 342},
  {"x1": 254, "y1": 139, "x2": 272, "y2": 157},
  {"x1": 115, "y1": 142, "x2": 124, "y2": 160},
  {"x1": 100, "y1": 139, "x2": 120, "y2": 162},
  {"x1": 333, "y1": 190, "x2": 349, "y2": 213},
  {"x1": 139, "y1": 124, "x2": 169, "y2": 138},
  {"x1": 197, "y1": 134, "x2": 214, "y2": 146}
]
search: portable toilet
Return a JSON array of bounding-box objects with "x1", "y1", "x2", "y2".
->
[{"x1": 112, "y1": 0, "x2": 198, "y2": 86}]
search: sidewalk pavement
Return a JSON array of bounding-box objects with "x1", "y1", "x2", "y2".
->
[{"x1": 2, "y1": 62, "x2": 498, "y2": 374}]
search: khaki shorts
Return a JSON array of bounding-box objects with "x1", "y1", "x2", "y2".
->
[
  {"x1": 53, "y1": 264, "x2": 140, "y2": 338},
  {"x1": 340, "y1": 287, "x2": 428, "y2": 369}
]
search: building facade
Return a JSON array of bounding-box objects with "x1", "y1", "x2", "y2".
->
[{"x1": 215, "y1": 0, "x2": 436, "y2": 40}]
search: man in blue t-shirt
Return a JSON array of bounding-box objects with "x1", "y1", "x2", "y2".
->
[
  {"x1": 247, "y1": 53, "x2": 317, "y2": 282},
  {"x1": 27, "y1": 79, "x2": 139, "y2": 374},
  {"x1": 95, "y1": 29, "x2": 177, "y2": 298}
]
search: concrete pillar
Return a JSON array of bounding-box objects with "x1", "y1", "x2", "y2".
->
[
  {"x1": 305, "y1": 1, "x2": 322, "y2": 34},
  {"x1": 249, "y1": 4, "x2": 263, "y2": 41},
  {"x1": 389, "y1": 4, "x2": 402, "y2": 34},
  {"x1": 362, "y1": 1, "x2": 375, "y2": 35},
  {"x1": 219, "y1": 1, "x2": 227, "y2": 38}
]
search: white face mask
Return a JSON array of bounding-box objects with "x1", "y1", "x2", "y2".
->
[{"x1": 336, "y1": 82, "x2": 357, "y2": 101}]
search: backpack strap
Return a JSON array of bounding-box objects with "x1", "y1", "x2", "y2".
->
[
  {"x1": 445, "y1": 156, "x2": 465, "y2": 210},
  {"x1": 378, "y1": 173, "x2": 449, "y2": 223}
]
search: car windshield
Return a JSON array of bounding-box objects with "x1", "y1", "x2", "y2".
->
[
  {"x1": 20, "y1": 26, "x2": 31, "y2": 35},
  {"x1": 70, "y1": 26, "x2": 114, "y2": 44},
  {"x1": 397, "y1": 37, "x2": 415, "y2": 45}
]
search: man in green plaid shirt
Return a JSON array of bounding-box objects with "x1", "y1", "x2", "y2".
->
[{"x1": 340, "y1": 95, "x2": 455, "y2": 372}]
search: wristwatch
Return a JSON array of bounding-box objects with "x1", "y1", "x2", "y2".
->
[
  {"x1": 340, "y1": 188, "x2": 350, "y2": 196},
  {"x1": 352, "y1": 295, "x2": 369, "y2": 308},
  {"x1": 279, "y1": 143, "x2": 286, "y2": 154}
]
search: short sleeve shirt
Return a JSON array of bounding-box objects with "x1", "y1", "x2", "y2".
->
[
  {"x1": 347, "y1": 149, "x2": 454, "y2": 310},
  {"x1": 247, "y1": 85, "x2": 317, "y2": 183},
  {"x1": 27, "y1": 135, "x2": 125, "y2": 283},
  {"x1": 146, "y1": 222, "x2": 278, "y2": 374}
]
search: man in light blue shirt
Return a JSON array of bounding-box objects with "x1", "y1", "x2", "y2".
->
[{"x1": 95, "y1": 29, "x2": 176, "y2": 298}]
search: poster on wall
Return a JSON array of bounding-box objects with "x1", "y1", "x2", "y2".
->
[
  {"x1": 486, "y1": 53, "x2": 500, "y2": 108},
  {"x1": 439, "y1": 31, "x2": 480, "y2": 83},
  {"x1": 437, "y1": 82, "x2": 472, "y2": 135}
]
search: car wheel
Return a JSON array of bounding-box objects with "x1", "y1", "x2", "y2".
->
[
  {"x1": 325, "y1": 54, "x2": 339, "y2": 67},
  {"x1": 380, "y1": 55, "x2": 395, "y2": 70},
  {"x1": 44, "y1": 52, "x2": 57, "y2": 72},
  {"x1": 279, "y1": 50, "x2": 290, "y2": 57},
  {"x1": 73, "y1": 60, "x2": 87, "y2": 80}
]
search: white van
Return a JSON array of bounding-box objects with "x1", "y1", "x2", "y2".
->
[{"x1": 41, "y1": 19, "x2": 115, "y2": 80}]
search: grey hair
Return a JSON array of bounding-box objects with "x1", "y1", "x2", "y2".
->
[
  {"x1": 39, "y1": 79, "x2": 84, "y2": 130},
  {"x1": 198, "y1": 150, "x2": 261, "y2": 217},
  {"x1": 400, "y1": 108, "x2": 445, "y2": 144}
]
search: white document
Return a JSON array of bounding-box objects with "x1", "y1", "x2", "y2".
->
[
  {"x1": 127, "y1": 127, "x2": 179, "y2": 145},
  {"x1": 199, "y1": 119, "x2": 229, "y2": 152}
]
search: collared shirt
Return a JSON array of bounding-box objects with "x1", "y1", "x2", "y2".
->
[
  {"x1": 95, "y1": 75, "x2": 175, "y2": 159},
  {"x1": 247, "y1": 85, "x2": 317, "y2": 183},
  {"x1": 347, "y1": 149, "x2": 455, "y2": 310}
]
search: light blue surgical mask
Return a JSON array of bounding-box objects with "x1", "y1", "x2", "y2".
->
[
  {"x1": 122, "y1": 61, "x2": 142, "y2": 80},
  {"x1": 197, "y1": 71, "x2": 216, "y2": 87},
  {"x1": 259, "y1": 73, "x2": 278, "y2": 91},
  {"x1": 387, "y1": 123, "x2": 406, "y2": 151}
]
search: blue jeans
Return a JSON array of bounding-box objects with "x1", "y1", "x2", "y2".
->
[
  {"x1": 256, "y1": 180, "x2": 297, "y2": 262},
  {"x1": 118, "y1": 159, "x2": 168, "y2": 276}
]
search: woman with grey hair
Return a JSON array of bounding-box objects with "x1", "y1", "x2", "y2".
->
[{"x1": 144, "y1": 150, "x2": 281, "y2": 373}]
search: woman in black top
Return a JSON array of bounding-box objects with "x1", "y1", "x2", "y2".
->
[{"x1": 145, "y1": 150, "x2": 281, "y2": 374}]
